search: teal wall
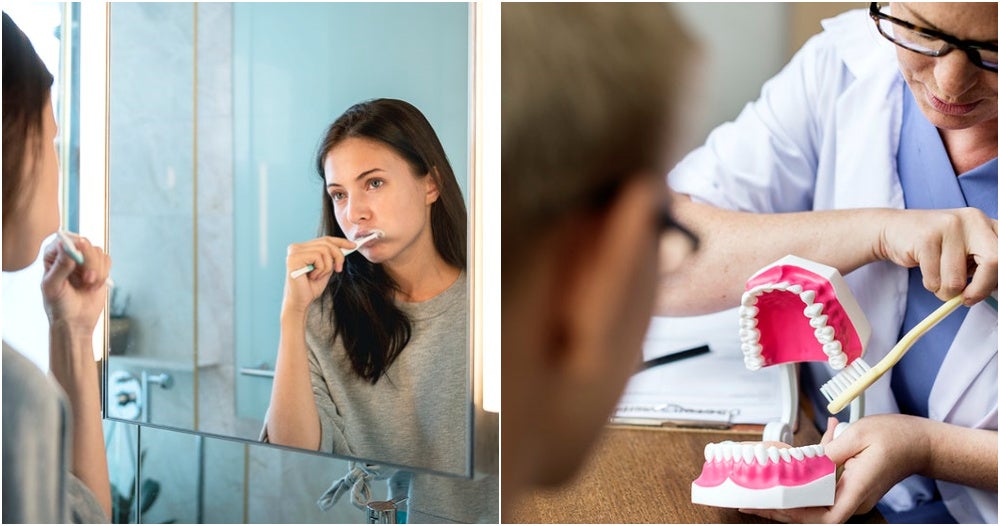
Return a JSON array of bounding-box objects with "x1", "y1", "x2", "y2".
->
[{"x1": 233, "y1": 3, "x2": 470, "y2": 418}]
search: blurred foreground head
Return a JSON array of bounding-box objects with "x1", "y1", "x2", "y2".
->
[{"x1": 501, "y1": 1, "x2": 696, "y2": 511}]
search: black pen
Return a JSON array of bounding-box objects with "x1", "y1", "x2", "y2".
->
[{"x1": 639, "y1": 344, "x2": 710, "y2": 371}]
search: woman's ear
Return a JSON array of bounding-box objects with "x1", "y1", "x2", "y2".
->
[{"x1": 424, "y1": 168, "x2": 442, "y2": 205}]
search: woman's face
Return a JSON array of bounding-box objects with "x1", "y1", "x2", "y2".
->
[
  {"x1": 323, "y1": 137, "x2": 439, "y2": 265},
  {"x1": 893, "y1": 3, "x2": 998, "y2": 132},
  {"x1": 3, "y1": 97, "x2": 60, "y2": 271}
]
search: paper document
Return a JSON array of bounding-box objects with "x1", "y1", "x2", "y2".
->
[{"x1": 614, "y1": 308, "x2": 782, "y2": 426}]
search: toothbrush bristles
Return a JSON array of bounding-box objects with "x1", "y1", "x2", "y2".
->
[{"x1": 820, "y1": 359, "x2": 871, "y2": 402}]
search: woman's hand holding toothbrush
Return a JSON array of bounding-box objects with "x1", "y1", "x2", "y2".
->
[
  {"x1": 41, "y1": 232, "x2": 112, "y2": 338},
  {"x1": 281, "y1": 236, "x2": 357, "y2": 316}
]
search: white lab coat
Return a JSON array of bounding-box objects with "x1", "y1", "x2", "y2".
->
[{"x1": 669, "y1": 9, "x2": 998, "y2": 523}]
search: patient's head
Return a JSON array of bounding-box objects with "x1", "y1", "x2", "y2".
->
[{"x1": 501, "y1": 2, "x2": 696, "y2": 509}]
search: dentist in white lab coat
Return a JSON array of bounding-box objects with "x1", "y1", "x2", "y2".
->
[{"x1": 662, "y1": 3, "x2": 997, "y2": 524}]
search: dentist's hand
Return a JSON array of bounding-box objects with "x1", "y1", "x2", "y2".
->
[
  {"x1": 282, "y1": 236, "x2": 357, "y2": 315},
  {"x1": 877, "y1": 207, "x2": 998, "y2": 306},
  {"x1": 740, "y1": 415, "x2": 930, "y2": 523},
  {"x1": 41, "y1": 234, "x2": 112, "y2": 337}
]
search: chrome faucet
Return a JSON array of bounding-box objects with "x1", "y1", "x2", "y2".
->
[{"x1": 140, "y1": 370, "x2": 173, "y2": 423}]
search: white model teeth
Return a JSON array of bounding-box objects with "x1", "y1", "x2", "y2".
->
[
  {"x1": 800, "y1": 290, "x2": 816, "y2": 305},
  {"x1": 753, "y1": 443, "x2": 768, "y2": 465},
  {"x1": 702, "y1": 441, "x2": 827, "y2": 465},
  {"x1": 809, "y1": 314, "x2": 828, "y2": 328},
  {"x1": 741, "y1": 342, "x2": 762, "y2": 354},
  {"x1": 828, "y1": 354, "x2": 847, "y2": 370},
  {"x1": 744, "y1": 356, "x2": 764, "y2": 370},
  {"x1": 739, "y1": 282, "x2": 849, "y2": 370},
  {"x1": 804, "y1": 303, "x2": 824, "y2": 318},
  {"x1": 814, "y1": 326, "x2": 835, "y2": 344}
]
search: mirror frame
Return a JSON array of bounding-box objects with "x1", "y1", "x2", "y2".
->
[{"x1": 85, "y1": 1, "x2": 486, "y2": 478}]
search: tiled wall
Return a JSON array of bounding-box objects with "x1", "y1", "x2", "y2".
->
[
  {"x1": 104, "y1": 421, "x2": 380, "y2": 523},
  {"x1": 107, "y1": 1, "x2": 239, "y2": 432},
  {"x1": 102, "y1": 5, "x2": 372, "y2": 522}
]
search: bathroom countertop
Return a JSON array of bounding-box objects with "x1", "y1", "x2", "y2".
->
[{"x1": 506, "y1": 418, "x2": 886, "y2": 524}]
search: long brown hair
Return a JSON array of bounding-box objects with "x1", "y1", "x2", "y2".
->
[
  {"x1": 2, "y1": 12, "x2": 55, "y2": 229},
  {"x1": 315, "y1": 98, "x2": 466, "y2": 383}
]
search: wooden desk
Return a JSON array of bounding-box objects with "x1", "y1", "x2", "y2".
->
[{"x1": 506, "y1": 423, "x2": 885, "y2": 524}]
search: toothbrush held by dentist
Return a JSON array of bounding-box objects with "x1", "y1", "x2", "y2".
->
[{"x1": 290, "y1": 230, "x2": 384, "y2": 279}]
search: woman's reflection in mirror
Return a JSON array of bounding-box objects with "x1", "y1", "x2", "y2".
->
[{"x1": 262, "y1": 99, "x2": 495, "y2": 522}]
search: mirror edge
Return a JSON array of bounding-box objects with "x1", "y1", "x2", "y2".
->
[
  {"x1": 471, "y1": 1, "x2": 499, "y2": 477},
  {"x1": 79, "y1": 1, "x2": 110, "y2": 417}
]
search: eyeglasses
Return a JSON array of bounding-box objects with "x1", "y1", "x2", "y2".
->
[
  {"x1": 575, "y1": 178, "x2": 699, "y2": 272},
  {"x1": 658, "y1": 206, "x2": 699, "y2": 275},
  {"x1": 869, "y1": 2, "x2": 998, "y2": 72}
]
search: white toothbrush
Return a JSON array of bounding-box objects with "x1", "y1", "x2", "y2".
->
[
  {"x1": 57, "y1": 230, "x2": 115, "y2": 288},
  {"x1": 820, "y1": 294, "x2": 964, "y2": 414},
  {"x1": 289, "y1": 230, "x2": 384, "y2": 279}
]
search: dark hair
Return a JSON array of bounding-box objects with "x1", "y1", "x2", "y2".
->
[
  {"x1": 315, "y1": 98, "x2": 467, "y2": 383},
  {"x1": 2, "y1": 12, "x2": 55, "y2": 229}
]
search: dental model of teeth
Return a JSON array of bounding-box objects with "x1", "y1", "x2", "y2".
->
[
  {"x1": 691, "y1": 256, "x2": 872, "y2": 510},
  {"x1": 738, "y1": 255, "x2": 870, "y2": 373},
  {"x1": 691, "y1": 441, "x2": 835, "y2": 509}
]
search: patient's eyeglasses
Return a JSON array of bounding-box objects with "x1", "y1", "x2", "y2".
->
[
  {"x1": 577, "y1": 177, "x2": 699, "y2": 272},
  {"x1": 869, "y1": 2, "x2": 998, "y2": 72},
  {"x1": 658, "y1": 207, "x2": 699, "y2": 275}
]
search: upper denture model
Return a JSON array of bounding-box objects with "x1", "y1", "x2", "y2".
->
[{"x1": 739, "y1": 255, "x2": 870, "y2": 372}]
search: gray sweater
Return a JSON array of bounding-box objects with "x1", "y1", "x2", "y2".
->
[
  {"x1": 307, "y1": 273, "x2": 469, "y2": 473},
  {"x1": 304, "y1": 272, "x2": 497, "y2": 522},
  {"x1": 2, "y1": 342, "x2": 107, "y2": 523}
]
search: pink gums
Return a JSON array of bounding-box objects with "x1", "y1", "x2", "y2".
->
[
  {"x1": 693, "y1": 455, "x2": 835, "y2": 489},
  {"x1": 746, "y1": 265, "x2": 863, "y2": 367}
]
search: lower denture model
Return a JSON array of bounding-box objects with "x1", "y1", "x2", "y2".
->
[
  {"x1": 691, "y1": 255, "x2": 871, "y2": 509},
  {"x1": 691, "y1": 441, "x2": 835, "y2": 509}
]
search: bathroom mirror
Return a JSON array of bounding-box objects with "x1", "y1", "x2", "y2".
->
[{"x1": 102, "y1": 2, "x2": 475, "y2": 478}]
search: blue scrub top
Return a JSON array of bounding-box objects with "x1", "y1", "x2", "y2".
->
[
  {"x1": 894, "y1": 83, "x2": 999, "y2": 418},
  {"x1": 877, "y1": 82, "x2": 998, "y2": 525}
]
